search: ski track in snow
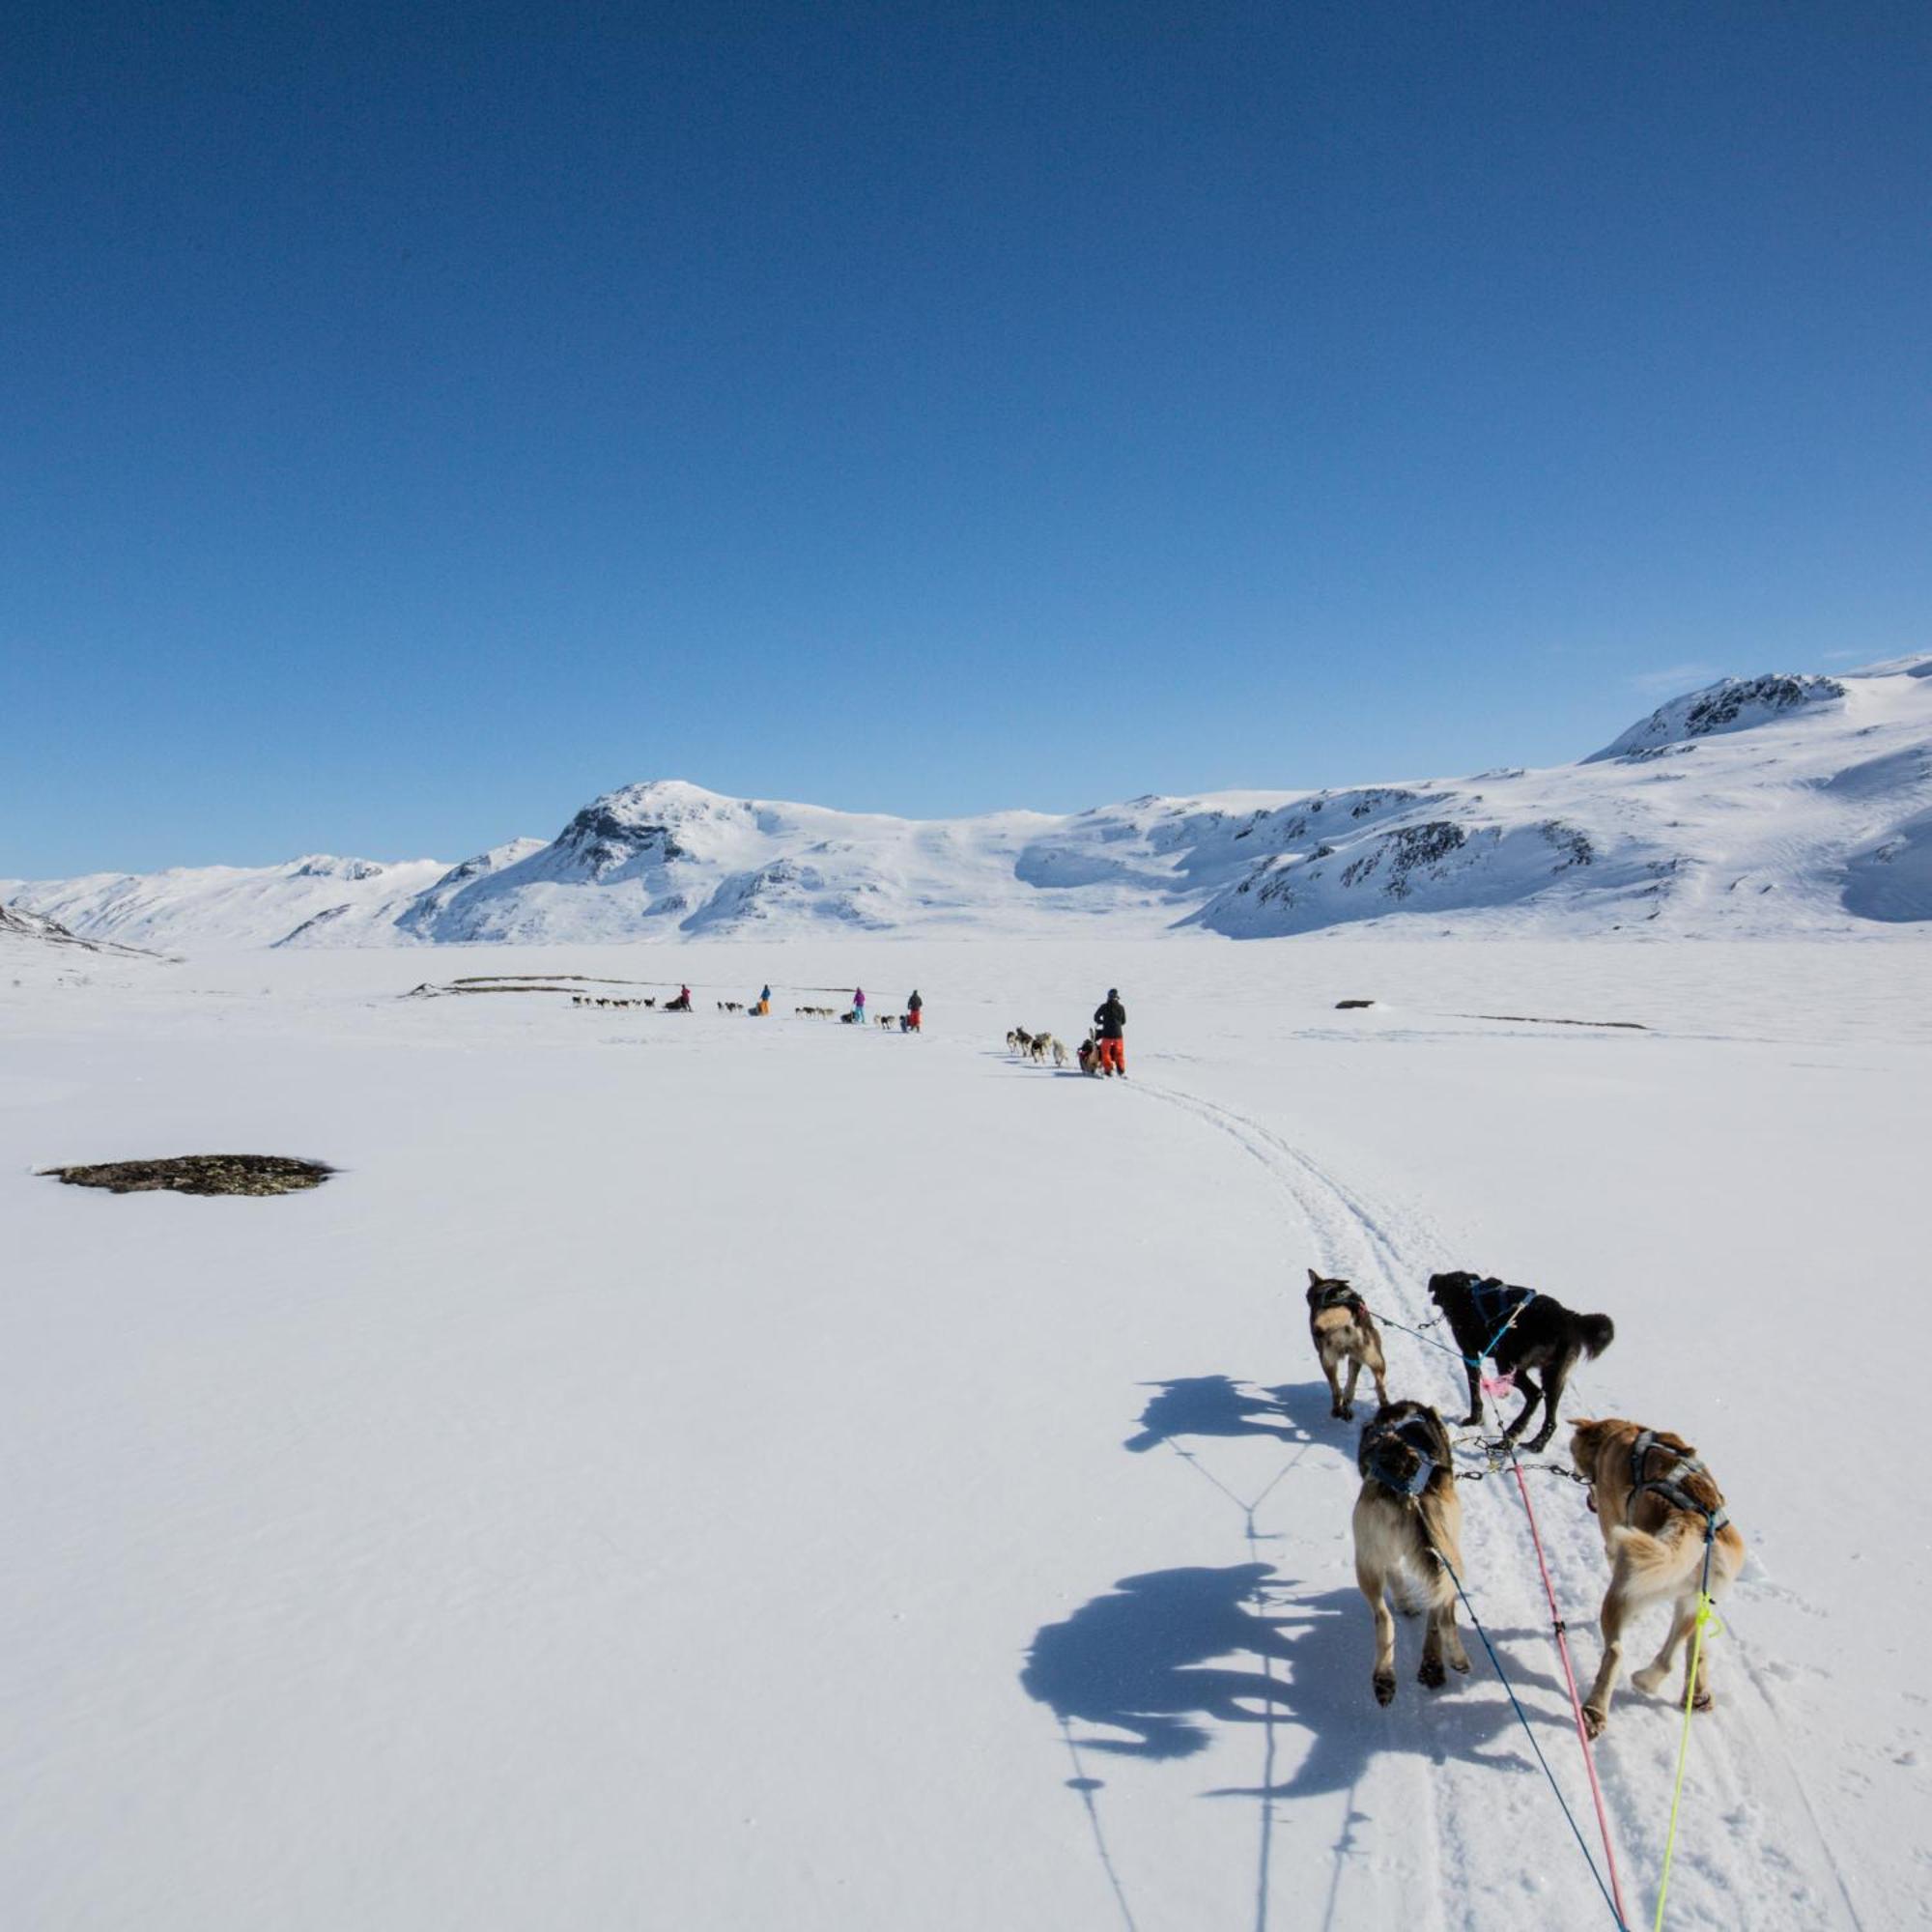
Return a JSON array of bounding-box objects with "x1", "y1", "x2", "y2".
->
[{"x1": 1115, "y1": 1068, "x2": 1862, "y2": 1931}]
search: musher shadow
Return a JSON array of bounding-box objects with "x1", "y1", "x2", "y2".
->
[
  {"x1": 1022, "y1": 1567, "x2": 1577, "y2": 1793},
  {"x1": 1123, "y1": 1375, "x2": 1323, "y2": 1453},
  {"x1": 1020, "y1": 1563, "x2": 1297, "y2": 1759}
]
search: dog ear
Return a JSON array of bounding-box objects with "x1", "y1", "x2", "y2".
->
[{"x1": 1307, "y1": 1266, "x2": 1323, "y2": 1288}]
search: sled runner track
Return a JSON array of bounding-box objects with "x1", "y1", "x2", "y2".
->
[
  {"x1": 1123, "y1": 1073, "x2": 1863, "y2": 1930},
  {"x1": 1129, "y1": 1080, "x2": 1430, "y2": 1319}
]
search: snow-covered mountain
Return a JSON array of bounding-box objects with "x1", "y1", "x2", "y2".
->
[
  {"x1": 9, "y1": 659, "x2": 1931, "y2": 947},
  {"x1": 0, "y1": 899, "x2": 157, "y2": 957}
]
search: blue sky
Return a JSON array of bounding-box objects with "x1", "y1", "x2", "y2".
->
[{"x1": 7, "y1": 1, "x2": 1929, "y2": 874}]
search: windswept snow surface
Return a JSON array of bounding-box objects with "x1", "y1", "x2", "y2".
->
[
  {"x1": 3, "y1": 935, "x2": 1925, "y2": 1928},
  {"x1": 11, "y1": 659, "x2": 1932, "y2": 946}
]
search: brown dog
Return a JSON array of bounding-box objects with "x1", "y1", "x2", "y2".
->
[
  {"x1": 1569, "y1": 1417, "x2": 1747, "y2": 1737},
  {"x1": 1305, "y1": 1269, "x2": 1390, "y2": 1421},
  {"x1": 1352, "y1": 1401, "x2": 1470, "y2": 1705}
]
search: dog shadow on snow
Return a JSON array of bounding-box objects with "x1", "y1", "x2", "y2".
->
[
  {"x1": 1122, "y1": 1375, "x2": 1332, "y2": 1453},
  {"x1": 1021, "y1": 1563, "x2": 1573, "y2": 1796}
]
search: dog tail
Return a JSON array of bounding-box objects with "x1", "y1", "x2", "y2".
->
[
  {"x1": 1578, "y1": 1313, "x2": 1615, "y2": 1360},
  {"x1": 1606, "y1": 1521, "x2": 1704, "y2": 1594}
]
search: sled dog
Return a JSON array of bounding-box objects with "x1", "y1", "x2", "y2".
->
[
  {"x1": 1351, "y1": 1401, "x2": 1470, "y2": 1705},
  {"x1": 1569, "y1": 1418, "x2": 1746, "y2": 1737},
  {"x1": 1428, "y1": 1269, "x2": 1614, "y2": 1451},
  {"x1": 1305, "y1": 1269, "x2": 1390, "y2": 1421}
]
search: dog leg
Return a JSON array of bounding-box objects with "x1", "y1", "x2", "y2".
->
[
  {"x1": 1418, "y1": 1599, "x2": 1447, "y2": 1689},
  {"x1": 1360, "y1": 1569, "x2": 1398, "y2": 1707},
  {"x1": 1582, "y1": 1568, "x2": 1634, "y2": 1737},
  {"x1": 1424, "y1": 1527, "x2": 1470, "y2": 1678},
  {"x1": 1633, "y1": 1592, "x2": 1711, "y2": 1709},
  {"x1": 1366, "y1": 1336, "x2": 1390, "y2": 1410},
  {"x1": 1521, "y1": 1363, "x2": 1569, "y2": 1452},
  {"x1": 1321, "y1": 1355, "x2": 1347, "y2": 1421},
  {"x1": 1339, "y1": 1354, "x2": 1361, "y2": 1422},
  {"x1": 1502, "y1": 1369, "x2": 1544, "y2": 1443},
  {"x1": 1461, "y1": 1357, "x2": 1483, "y2": 1429},
  {"x1": 1440, "y1": 1593, "x2": 1471, "y2": 1676}
]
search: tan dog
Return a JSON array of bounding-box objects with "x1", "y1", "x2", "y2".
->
[
  {"x1": 1305, "y1": 1269, "x2": 1390, "y2": 1421},
  {"x1": 1352, "y1": 1401, "x2": 1470, "y2": 1704},
  {"x1": 1570, "y1": 1418, "x2": 1746, "y2": 1737}
]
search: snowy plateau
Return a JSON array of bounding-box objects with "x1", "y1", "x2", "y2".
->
[
  {"x1": 8, "y1": 659, "x2": 1932, "y2": 950},
  {"x1": 3, "y1": 664, "x2": 1928, "y2": 1931}
]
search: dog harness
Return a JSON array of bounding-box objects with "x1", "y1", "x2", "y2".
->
[
  {"x1": 1463, "y1": 1275, "x2": 1538, "y2": 1361},
  {"x1": 1311, "y1": 1281, "x2": 1366, "y2": 1318},
  {"x1": 1628, "y1": 1429, "x2": 1730, "y2": 1538},
  {"x1": 1362, "y1": 1413, "x2": 1441, "y2": 1498}
]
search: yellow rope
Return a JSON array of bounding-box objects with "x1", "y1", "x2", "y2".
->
[{"x1": 1651, "y1": 1592, "x2": 1723, "y2": 1929}]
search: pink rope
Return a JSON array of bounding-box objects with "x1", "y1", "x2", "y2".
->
[{"x1": 1506, "y1": 1450, "x2": 1631, "y2": 1928}]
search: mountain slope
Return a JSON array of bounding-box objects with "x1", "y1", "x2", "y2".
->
[
  {"x1": 9, "y1": 659, "x2": 1930, "y2": 946},
  {"x1": 0, "y1": 900, "x2": 159, "y2": 957}
]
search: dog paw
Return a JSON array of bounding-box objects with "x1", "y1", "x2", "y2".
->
[
  {"x1": 1418, "y1": 1656, "x2": 1446, "y2": 1690},
  {"x1": 1692, "y1": 1690, "x2": 1715, "y2": 1714},
  {"x1": 1632, "y1": 1664, "x2": 1667, "y2": 1695},
  {"x1": 1451, "y1": 1651, "x2": 1471, "y2": 1674},
  {"x1": 1374, "y1": 1672, "x2": 1395, "y2": 1707},
  {"x1": 1461, "y1": 1412, "x2": 1482, "y2": 1429},
  {"x1": 1339, "y1": 1405, "x2": 1354, "y2": 1421},
  {"x1": 1582, "y1": 1705, "x2": 1607, "y2": 1740},
  {"x1": 1524, "y1": 1432, "x2": 1554, "y2": 1453}
]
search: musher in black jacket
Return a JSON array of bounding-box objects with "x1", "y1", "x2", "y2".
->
[{"x1": 1093, "y1": 989, "x2": 1126, "y2": 1076}]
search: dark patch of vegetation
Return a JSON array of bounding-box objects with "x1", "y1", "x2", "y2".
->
[
  {"x1": 44, "y1": 1154, "x2": 334, "y2": 1197},
  {"x1": 1464, "y1": 1014, "x2": 1649, "y2": 1031}
]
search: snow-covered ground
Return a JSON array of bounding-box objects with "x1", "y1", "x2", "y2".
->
[{"x1": 5, "y1": 933, "x2": 1925, "y2": 1927}]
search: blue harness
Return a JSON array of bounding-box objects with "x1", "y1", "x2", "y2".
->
[
  {"x1": 1363, "y1": 1413, "x2": 1441, "y2": 1498},
  {"x1": 1464, "y1": 1275, "x2": 1537, "y2": 1362},
  {"x1": 1628, "y1": 1429, "x2": 1730, "y2": 1538}
]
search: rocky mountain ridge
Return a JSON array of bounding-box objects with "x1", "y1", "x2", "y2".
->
[{"x1": 9, "y1": 660, "x2": 1930, "y2": 948}]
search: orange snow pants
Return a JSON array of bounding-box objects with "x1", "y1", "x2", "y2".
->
[{"x1": 1098, "y1": 1037, "x2": 1125, "y2": 1074}]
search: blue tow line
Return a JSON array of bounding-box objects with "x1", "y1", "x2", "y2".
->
[{"x1": 1367, "y1": 1299, "x2": 1527, "y2": 1370}]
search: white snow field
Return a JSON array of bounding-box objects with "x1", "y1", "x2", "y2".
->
[{"x1": 3, "y1": 933, "x2": 1926, "y2": 1930}]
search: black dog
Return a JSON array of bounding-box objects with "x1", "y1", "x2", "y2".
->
[{"x1": 1427, "y1": 1270, "x2": 1614, "y2": 1452}]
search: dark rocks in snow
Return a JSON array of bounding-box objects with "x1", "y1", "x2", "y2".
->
[
  {"x1": 1539, "y1": 821, "x2": 1595, "y2": 871},
  {"x1": 1341, "y1": 820, "x2": 1467, "y2": 898},
  {"x1": 43, "y1": 1153, "x2": 333, "y2": 1197},
  {"x1": 292, "y1": 857, "x2": 386, "y2": 881},
  {"x1": 1588, "y1": 672, "x2": 1847, "y2": 761},
  {"x1": 1682, "y1": 674, "x2": 1844, "y2": 735}
]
